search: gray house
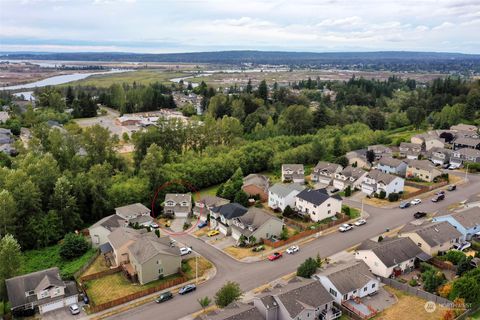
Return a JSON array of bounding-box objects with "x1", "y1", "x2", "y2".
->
[
  {"x1": 115, "y1": 203, "x2": 152, "y2": 224},
  {"x1": 88, "y1": 214, "x2": 125, "y2": 247},
  {"x1": 210, "y1": 203, "x2": 248, "y2": 235},
  {"x1": 164, "y1": 193, "x2": 192, "y2": 217},
  {"x1": 281, "y1": 164, "x2": 305, "y2": 184},
  {"x1": 193, "y1": 195, "x2": 230, "y2": 221},
  {"x1": 450, "y1": 148, "x2": 480, "y2": 166},
  {"x1": 231, "y1": 207, "x2": 284, "y2": 243},
  {"x1": 377, "y1": 157, "x2": 407, "y2": 176}
]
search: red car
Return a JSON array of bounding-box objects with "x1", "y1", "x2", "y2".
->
[{"x1": 268, "y1": 252, "x2": 282, "y2": 261}]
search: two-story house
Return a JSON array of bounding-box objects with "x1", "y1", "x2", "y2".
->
[
  {"x1": 332, "y1": 166, "x2": 368, "y2": 191},
  {"x1": 311, "y1": 161, "x2": 343, "y2": 185},
  {"x1": 432, "y1": 207, "x2": 480, "y2": 240},
  {"x1": 115, "y1": 203, "x2": 152, "y2": 226},
  {"x1": 164, "y1": 193, "x2": 192, "y2": 217},
  {"x1": 411, "y1": 133, "x2": 445, "y2": 151},
  {"x1": 367, "y1": 144, "x2": 392, "y2": 160},
  {"x1": 377, "y1": 157, "x2": 407, "y2": 177},
  {"x1": 192, "y1": 195, "x2": 230, "y2": 222},
  {"x1": 242, "y1": 174, "x2": 270, "y2": 202},
  {"x1": 361, "y1": 169, "x2": 404, "y2": 196},
  {"x1": 268, "y1": 183, "x2": 306, "y2": 211},
  {"x1": 399, "y1": 142, "x2": 423, "y2": 160},
  {"x1": 210, "y1": 203, "x2": 248, "y2": 235},
  {"x1": 231, "y1": 207, "x2": 284, "y2": 243},
  {"x1": 355, "y1": 237, "x2": 426, "y2": 278},
  {"x1": 6, "y1": 267, "x2": 78, "y2": 315},
  {"x1": 281, "y1": 164, "x2": 305, "y2": 184},
  {"x1": 427, "y1": 147, "x2": 453, "y2": 166},
  {"x1": 398, "y1": 221, "x2": 462, "y2": 256},
  {"x1": 346, "y1": 149, "x2": 370, "y2": 169},
  {"x1": 88, "y1": 214, "x2": 125, "y2": 247},
  {"x1": 450, "y1": 123, "x2": 478, "y2": 134},
  {"x1": 453, "y1": 137, "x2": 480, "y2": 150},
  {"x1": 450, "y1": 148, "x2": 480, "y2": 166},
  {"x1": 295, "y1": 188, "x2": 342, "y2": 222},
  {"x1": 406, "y1": 160, "x2": 442, "y2": 182}
]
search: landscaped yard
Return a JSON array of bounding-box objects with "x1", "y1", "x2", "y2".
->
[
  {"x1": 84, "y1": 272, "x2": 182, "y2": 305},
  {"x1": 20, "y1": 244, "x2": 97, "y2": 279},
  {"x1": 82, "y1": 254, "x2": 109, "y2": 277},
  {"x1": 374, "y1": 286, "x2": 450, "y2": 320}
]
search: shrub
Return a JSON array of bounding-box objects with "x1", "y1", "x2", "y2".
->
[
  {"x1": 344, "y1": 185, "x2": 352, "y2": 197},
  {"x1": 378, "y1": 190, "x2": 386, "y2": 199},
  {"x1": 443, "y1": 250, "x2": 466, "y2": 265},
  {"x1": 59, "y1": 233, "x2": 90, "y2": 260},
  {"x1": 283, "y1": 205, "x2": 294, "y2": 218},
  {"x1": 215, "y1": 281, "x2": 242, "y2": 307},
  {"x1": 279, "y1": 228, "x2": 289, "y2": 241},
  {"x1": 297, "y1": 257, "x2": 318, "y2": 278},
  {"x1": 388, "y1": 193, "x2": 400, "y2": 202},
  {"x1": 183, "y1": 221, "x2": 192, "y2": 230}
]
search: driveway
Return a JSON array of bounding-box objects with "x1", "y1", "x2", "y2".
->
[
  {"x1": 41, "y1": 304, "x2": 85, "y2": 320},
  {"x1": 107, "y1": 173, "x2": 480, "y2": 320}
]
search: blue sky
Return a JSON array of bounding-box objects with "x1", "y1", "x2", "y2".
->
[{"x1": 0, "y1": 0, "x2": 479, "y2": 53}]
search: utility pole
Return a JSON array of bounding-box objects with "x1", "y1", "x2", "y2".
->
[
  {"x1": 465, "y1": 163, "x2": 469, "y2": 182},
  {"x1": 361, "y1": 198, "x2": 364, "y2": 218},
  {"x1": 195, "y1": 251, "x2": 198, "y2": 285}
]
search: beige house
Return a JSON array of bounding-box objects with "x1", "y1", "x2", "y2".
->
[
  {"x1": 107, "y1": 227, "x2": 146, "y2": 266},
  {"x1": 346, "y1": 149, "x2": 370, "y2": 169},
  {"x1": 398, "y1": 221, "x2": 462, "y2": 256},
  {"x1": 231, "y1": 207, "x2": 284, "y2": 243},
  {"x1": 164, "y1": 193, "x2": 192, "y2": 217},
  {"x1": 311, "y1": 161, "x2": 343, "y2": 185},
  {"x1": 406, "y1": 160, "x2": 442, "y2": 182},
  {"x1": 281, "y1": 164, "x2": 305, "y2": 184},
  {"x1": 411, "y1": 133, "x2": 445, "y2": 151}
]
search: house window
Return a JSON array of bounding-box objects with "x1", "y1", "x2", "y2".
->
[
  {"x1": 343, "y1": 294, "x2": 348, "y2": 300},
  {"x1": 372, "y1": 283, "x2": 376, "y2": 288},
  {"x1": 26, "y1": 290, "x2": 35, "y2": 297},
  {"x1": 327, "y1": 203, "x2": 331, "y2": 207},
  {"x1": 417, "y1": 243, "x2": 422, "y2": 247},
  {"x1": 364, "y1": 287, "x2": 367, "y2": 292},
  {"x1": 329, "y1": 288, "x2": 337, "y2": 297},
  {"x1": 159, "y1": 267, "x2": 163, "y2": 274}
]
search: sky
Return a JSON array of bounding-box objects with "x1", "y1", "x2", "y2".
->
[{"x1": 0, "y1": 0, "x2": 479, "y2": 54}]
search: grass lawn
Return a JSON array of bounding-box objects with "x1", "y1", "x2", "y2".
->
[
  {"x1": 85, "y1": 272, "x2": 181, "y2": 305},
  {"x1": 195, "y1": 184, "x2": 221, "y2": 200},
  {"x1": 82, "y1": 254, "x2": 109, "y2": 277},
  {"x1": 386, "y1": 126, "x2": 425, "y2": 143},
  {"x1": 182, "y1": 256, "x2": 213, "y2": 280},
  {"x1": 374, "y1": 286, "x2": 451, "y2": 320},
  {"x1": 20, "y1": 245, "x2": 97, "y2": 279},
  {"x1": 224, "y1": 245, "x2": 273, "y2": 260},
  {"x1": 468, "y1": 309, "x2": 480, "y2": 319}
]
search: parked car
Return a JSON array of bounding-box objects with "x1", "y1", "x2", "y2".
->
[
  {"x1": 207, "y1": 230, "x2": 220, "y2": 237},
  {"x1": 179, "y1": 247, "x2": 192, "y2": 256},
  {"x1": 252, "y1": 245, "x2": 265, "y2": 252},
  {"x1": 155, "y1": 291, "x2": 173, "y2": 303},
  {"x1": 432, "y1": 194, "x2": 445, "y2": 202},
  {"x1": 354, "y1": 219, "x2": 367, "y2": 226},
  {"x1": 331, "y1": 188, "x2": 340, "y2": 193},
  {"x1": 399, "y1": 201, "x2": 411, "y2": 209},
  {"x1": 81, "y1": 293, "x2": 89, "y2": 304},
  {"x1": 178, "y1": 284, "x2": 196, "y2": 295},
  {"x1": 165, "y1": 220, "x2": 171, "y2": 227},
  {"x1": 339, "y1": 224, "x2": 353, "y2": 232},
  {"x1": 410, "y1": 199, "x2": 422, "y2": 205},
  {"x1": 197, "y1": 221, "x2": 208, "y2": 229},
  {"x1": 448, "y1": 184, "x2": 457, "y2": 191},
  {"x1": 414, "y1": 211, "x2": 427, "y2": 219},
  {"x1": 268, "y1": 252, "x2": 283, "y2": 261},
  {"x1": 442, "y1": 163, "x2": 450, "y2": 169},
  {"x1": 286, "y1": 245, "x2": 299, "y2": 254},
  {"x1": 150, "y1": 222, "x2": 159, "y2": 229},
  {"x1": 69, "y1": 304, "x2": 80, "y2": 315},
  {"x1": 453, "y1": 242, "x2": 471, "y2": 251},
  {"x1": 448, "y1": 164, "x2": 460, "y2": 170}
]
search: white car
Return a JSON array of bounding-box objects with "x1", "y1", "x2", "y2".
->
[
  {"x1": 448, "y1": 164, "x2": 460, "y2": 170},
  {"x1": 69, "y1": 304, "x2": 80, "y2": 315},
  {"x1": 354, "y1": 219, "x2": 367, "y2": 226},
  {"x1": 338, "y1": 224, "x2": 353, "y2": 232},
  {"x1": 286, "y1": 245, "x2": 299, "y2": 254},
  {"x1": 453, "y1": 242, "x2": 471, "y2": 251},
  {"x1": 410, "y1": 199, "x2": 422, "y2": 205},
  {"x1": 149, "y1": 222, "x2": 159, "y2": 229},
  {"x1": 179, "y1": 247, "x2": 192, "y2": 256}
]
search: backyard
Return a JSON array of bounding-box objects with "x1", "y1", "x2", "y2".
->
[{"x1": 82, "y1": 254, "x2": 109, "y2": 277}]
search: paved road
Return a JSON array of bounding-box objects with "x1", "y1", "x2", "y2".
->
[{"x1": 110, "y1": 173, "x2": 480, "y2": 320}]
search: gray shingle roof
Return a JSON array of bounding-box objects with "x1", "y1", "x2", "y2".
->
[
  {"x1": 89, "y1": 214, "x2": 125, "y2": 231},
  {"x1": 357, "y1": 237, "x2": 423, "y2": 267},
  {"x1": 204, "y1": 303, "x2": 264, "y2": 320},
  {"x1": 365, "y1": 169, "x2": 398, "y2": 184},
  {"x1": 338, "y1": 166, "x2": 367, "y2": 179},
  {"x1": 231, "y1": 208, "x2": 282, "y2": 237},
  {"x1": 115, "y1": 203, "x2": 150, "y2": 219},
  {"x1": 448, "y1": 207, "x2": 480, "y2": 229},
  {"x1": 296, "y1": 188, "x2": 342, "y2": 206},
  {"x1": 128, "y1": 234, "x2": 180, "y2": 264},
  {"x1": 243, "y1": 174, "x2": 269, "y2": 190},
  {"x1": 196, "y1": 195, "x2": 230, "y2": 208},
  {"x1": 317, "y1": 260, "x2": 376, "y2": 295},
  {"x1": 107, "y1": 227, "x2": 146, "y2": 250},
  {"x1": 407, "y1": 160, "x2": 439, "y2": 172},
  {"x1": 454, "y1": 148, "x2": 480, "y2": 158},
  {"x1": 378, "y1": 157, "x2": 405, "y2": 168},
  {"x1": 314, "y1": 161, "x2": 342, "y2": 174},
  {"x1": 211, "y1": 203, "x2": 248, "y2": 219},
  {"x1": 282, "y1": 164, "x2": 304, "y2": 172},
  {"x1": 269, "y1": 183, "x2": 305, "y2": 198},
  {"x1": 454, "y1": 137, "x2": 480, "y2": 147},
  {"x1": 400, "y1": 221, "x2": 462, "y2": 247}
]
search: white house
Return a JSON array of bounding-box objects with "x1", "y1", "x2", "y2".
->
[
  {"x1": 355, "y1": 237, "x2": 426, "y2": 278},
  {"x1": 281, "y1": 164, "x2": 305, "y2": 184},
  {"x1": 210, "y1": 203, "x2": 248, "y2": 235},
  {"x1": 314, "y1": 260, "x2": 379, "y2": 304},
  {"x1": 268, "y1": 183, "x2": 306, "y2": 211},
  {"x1": 332, "y1": 166, "x2": 368, "y2": 191},
  {"x1": 377, "y1": 157, "x2": 407, "y2": 177},
  {"x1": 361, "y1": 169, "x2": 404, "y2": 196},
  {"x1": 311, "y1": 162, "x2": 343, "y2": 185},
  {"x1": 295, "y1": 188, "x2": 342, "y2": 222}
]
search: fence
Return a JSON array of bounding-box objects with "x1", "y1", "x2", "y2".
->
[
  {"x1": 380, "y1": 277, "x2": 452, "y2": 305},
  {"x1": 263, "y1": 216, "x2": 350, "y2": 248},
  {"x1": 79, "y1": 266, "x2": 122, "y2": 282},
  {"x1": 336, "y1": 302, "x2": 364, "y2": 320},
  {"x1": 430, "y1": 257, "x2": 457, "y2": 271},
  {"x1": 73, "y1": 249, "x2": 100, "y2": 280},
  {"x1": 89, "y1": 276, "x2": 188, "y2": 313},
  {"x1": 403, "y1": 180, "x2": 449, "y2": 200}
]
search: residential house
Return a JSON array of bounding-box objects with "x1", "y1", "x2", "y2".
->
[
  {"x1": 231, "y1": 207, "x2": 284, "y2": 243},
  {"x1": 367, "y1": 145, "x2": 392, "y2": 160},
  {"x1": 295, "y1": 188, "x2": 342, "y2": 222},
  {"x1": 332, "y1": 166, "x2": 368, "y2": 191},
  {"x1": 398, "y1": 221, "x2": 462, "y2": 256},
  {"x1": 0, "y1": 111, "x2": 9, "y2": 123},
  {"x1": 127, "y1": 233, "x2": 181, "y2": 285},
  {"x1": 450, "y1": 123, "x2": 478, "y2": 134},
  {"x1": 311, "y1": 162, "x2": 343, "y2": 185},
  {"x1": 268, "y1": 183, "x2": 306, "y2": 211},
  {"x1": 450, "y1": 148, "x2": 480, "y2": 166},
  {"x1": 115, "y1": 203, "x2": 152, "y2": 225},
  {"x1": 361, "y1": 169, "x2": 404, "y2": 196},
  {"x1": 377, "y1": 157, "x2": 407, "y2": 177},
  {"x1": 254, "y1": 279, "x2": 340, "y2": 320},
  {"x1": 199, "y1": 302, "x2": 265, "y2": 320},
  {"x1": 406, "y1": 160, "x2": 442, "y2": 182},
  {"x1": 281, "y1": 164, "x2": 305, "y2": 184},
  {"x1": 411, "y1": 133, "x2": 445, "y2": 151},
  {"x1": 107, "y1": 227, "x2": 146, "y2": 266},
  {"x1": 427, "y1": 147, "x2": 453, "y2": 166},
  {"x1": 453, "y1": 137, "x2": 480, "y2": 150},
  {"x1": 355, "y1": 237, "x2": 426, "y2": 278},
  {"x1": 210, "y1": 203, "x2": 248, "y2": 235},
  {"x1": 346, "y1": 149, "x2": 370, "y2": 169},
  {"x1": 0, "y1": 128, "x2": 13, "y2": 144},
  {"x1": 242, "y1": 174, "x2": 270, "y2": 202},
  {"x1": 432, "y1": 207, "x2": 480, "y2": 240},
  {"x1": 314, "y1": 260, "x2": 379, "y2": 304},
  {"x1": 88, "y1": 214, "x2": 125, "y2": 247},
  {"x1": 192, "y1": 195, "x2": 230, "y2": 221},
  {"x1": 164, "y1": 193, "x2": 192, "y2": 217},
  {"x1": 6, "y1": 267, "x2": 78, "y2": 315},
  {"x1": 399, "y1": 142, "x2": 423, "y2": 160}
]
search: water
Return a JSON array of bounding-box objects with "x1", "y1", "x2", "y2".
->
[{"x1": 1, "y1": 69, "x2": 133, "y2": 91}]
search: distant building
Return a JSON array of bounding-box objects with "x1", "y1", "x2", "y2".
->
[
  {"x1": 311, "y1": 162, "x2": 343, "y2": 185},
  {"x1": 164, "y1": 193, "x2": 192, "y2": 217},
  {"x1": 242, "y1": 174, "x2": 270, "y2": 202},
  {"x1": 281, "y1": 164, "x2": 305, "y2": 184}
]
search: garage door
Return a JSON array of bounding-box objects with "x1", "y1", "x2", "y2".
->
[
  {"x1": 39, "y1": 300, "x2": 64, "y2": 314},
  {"x1": 64, "y1": 295, "x2": 78, "y2": 306}
]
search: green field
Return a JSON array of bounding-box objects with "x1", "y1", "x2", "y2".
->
[
  {"x1": 63, "y1": 69, "x2": 190, "y2": 87},
  {"x1": 20, "y1": 244, "x2": 97, "y2": 279}
]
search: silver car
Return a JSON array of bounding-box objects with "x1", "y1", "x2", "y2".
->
[{"x1": 69, "y1": 304, "x2": 80, "y2": 315}]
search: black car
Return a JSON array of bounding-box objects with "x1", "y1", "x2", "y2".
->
[
  {"x1": 155, "y1": 291, "x2": 173, "y2": 303},
  {"x1": 448, "y1": 185, "x2": 456, "y2": 191},
  {"x1": 432, "y1": 194, "x2": 445, "y2": 202},
  {"x1": 414, "y1": 211, "x2": 427, "y2": 219},
  {"x1": 179, "y1": 284, "x2": 196, "y2": 295}
]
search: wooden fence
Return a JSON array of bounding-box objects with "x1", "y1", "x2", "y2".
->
[
  {"x1": 430, "y1": 257, "x2": 457, "y2": 271},
  {"x1": 89, "y1": 276, "x2": 188, "y2": 313},
  {"x1": 263, "y1": 215, "x2": 350, "y2": 248},
  {"x1": 73, "y1": 249, "x2": 100, "y2": 280},
  {"x1": 80, "y1": 266, "x2": 122, "y2": 282},
  {"x1": 402, "y1": 180, "x2": 449, "y2": 200},
  {"x1": 380, "y1": 276, "x2": 452, "y2": 305}
]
